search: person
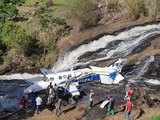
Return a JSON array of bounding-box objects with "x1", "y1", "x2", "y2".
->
[
  {"x1": 20, "y1": 96, "x2": 28, "y2": 113},
  {"x1": 35, "y1": 94, "x2": 42, "y2": 114},
  {"x1": 30, "y1": 91, "x2": 36, "y2": 110},
  {"x1": 126, "y1": 82, "x2": 131, "y2": 90},
  {"x1": 124, "y1": 88, "x2": 135, "y2": 101},
  {"x1": 127, "y1": 89, "x2": 135, "y2": 100},
  {"x1": 65, "y1": 77, "x2": 71, "y2": 93},
  {"x1": 70, "y1": 96, "x2": 76, "y2": 107},
  {"x1": 125, "y1": 98, "x2": 133, "y2": 120},
  {"x1": 88, "y1": 89, "x2": 94, "y2": 109},
  {"x1": 53, "y1": 83, "x2": 58, "y2": 91},
  {"x1": 47, "y1": 86, "x2": 56, "y2": 105},
  {"x1": 47, "y1": 82, "x2": 53, "y2": 91},
  {"x1": 124, "y1": 82, "x2": 135, "y2": 100},
  {"x1": 55, "y1": 98, "x2": 63, "y2": 116},
  {"x1": 107, "y1": 95, "x2": 115, "y2": 115}
]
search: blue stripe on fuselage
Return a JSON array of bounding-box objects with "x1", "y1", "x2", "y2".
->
[{"x1": 59, "y1": 74, "x2": 100, "y2": 85}]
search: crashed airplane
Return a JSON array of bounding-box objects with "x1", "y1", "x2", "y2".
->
[{"x1": 24, "y1": 58, "x2": 127, "y2": 96}]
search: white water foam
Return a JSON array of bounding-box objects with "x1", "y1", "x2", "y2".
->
[
  {"x1": 0, "y1": 73, "x2": 43, "y2": 83},
  {"x1": 145, "y1": 79, "x2": 160, "y2": 85},
  {"x1": 94, "y1": 31, "x2": 159, "y2": 61},
  {"x1": 136, "y1": 56, "x2": 155, "y2": 79},
  {"x1": 52, "y1": 23, "x2": 160, "y2": 72}
]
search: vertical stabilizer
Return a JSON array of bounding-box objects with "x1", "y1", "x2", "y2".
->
[{"x1": 109, "y1": 58, "x2": 127, "y2": 72}]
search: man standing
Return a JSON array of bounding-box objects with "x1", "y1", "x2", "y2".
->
[
  {"x1": 35, "y1": 94, "x2": 42, "y2": 114},
  {"x1": 125, "y1": 98, "x2": 133, "y2": 120},
  {"x1": 88, "y1": 89, "x2": 94, "y2": 109},
  {"x1": 30, "y1": 91, "x2": 36, "y2": 110},
  {"x1": 55, "y1": 98, "x2": 63, "y2": 116},
  {"x1": 107, "y1": 95, "x2": 115, "y2": 115},
  {"x1": 20, "y1": 96, "x2": 28, "y2": 113}
]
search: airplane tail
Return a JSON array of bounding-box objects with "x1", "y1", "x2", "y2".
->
[
  {"x1": 108, "y1": 58, "x2": 127, "y2": 72},
  {"x1": 100, "y1": 70, "x2": 124, "y2": 84}
]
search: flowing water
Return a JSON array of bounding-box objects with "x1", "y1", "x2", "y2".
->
[
  {"x1": 0, "y1": 23, "x2": 160, "y2": 115},
  {"x1": 52, "y1": 23, "x2": 160, "y2": 72}
]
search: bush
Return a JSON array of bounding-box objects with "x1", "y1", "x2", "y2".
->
[
  {"x1": 1, "y1": 21, "x2": 29, "y2": 55},
  {"x1": 107, "y1": 0, "x2": 120, "y2": 12},
  {"x1": 2, "y1": 56, "x2": 12, "y2": 68},
  {"x1": 39, "y1": 18, "x2": 50, "y2": 28},
  {"x1": 52, "y1": 17, "x2": 67, "y2": 26},
  {"x1": 124, "y1": 0, "x2": 148, "y2": 19},
  {"x1": 68, "y1": 0, "x2": 97, "y2": 29}
]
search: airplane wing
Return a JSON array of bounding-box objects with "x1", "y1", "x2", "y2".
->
[
  {"x1": 68, "y1": 83, "x2": 80, "y2": 96},
  {"x1": 40, "y1": 68, "x2": 54, "y2": 76}
]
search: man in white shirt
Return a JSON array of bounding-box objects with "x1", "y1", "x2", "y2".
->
[
  {"x1": 88, "y1": 89, "x2": 94, "y2": 109},
  {"x1": 35, "y1": 94, "x2": 42, "y2": 114}
]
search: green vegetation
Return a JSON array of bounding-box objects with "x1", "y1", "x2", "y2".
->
[
  {"x1": 0, "y1": 0, "x2": 25, "y2": 23},
  {"x1": 107, "y1": 0, "x2": 120, "y2": 12},
  {"x1": 52, "y1": 17, "x2": 67, "y2": 26},
  {"x1": 1, "y1": 21, "x2": 29, "y2": 55},
  {"x1": 148, "y1": 115, "x2": 160, "y2": 120},
  {"x1": 124, "y1": 0, "x2": 148, "y2": 19},
  {"x1": 0, "y1": 0, "x2": 160, "y2": 71},
  {"x1": 39, "y1": 18, "x2": 50, "y2": 28},
  {"x1": 68, "y1": 0, "x2": 97, "y2": 29}
]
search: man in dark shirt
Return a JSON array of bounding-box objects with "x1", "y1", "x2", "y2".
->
[{"x1": 107, "y1": 95, "x2": 115, "y2": 115}]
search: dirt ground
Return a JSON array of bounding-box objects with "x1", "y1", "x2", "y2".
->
[{"x1": 20, "y1": 102, "x2": 160, "y2": 120}]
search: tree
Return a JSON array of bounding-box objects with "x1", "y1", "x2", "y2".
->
[
  {"x1": 1, "y1": 21, "x2": 29, "y2": 55},
  {"x1": 0, "y1": 0, "x2": 25, "y2": 23}
]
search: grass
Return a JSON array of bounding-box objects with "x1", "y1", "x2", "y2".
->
[
  {"x1": 25, "y1": 0, "x2": 68, "y2": 7},
  {"x1": 24, "y1": 0, "x2": 69, "y2": 18},
  {"x1": 148, "y1": 115, "x2": 160, "y2": 120}
]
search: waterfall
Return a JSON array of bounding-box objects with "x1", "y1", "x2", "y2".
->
[
  {"x1": 136, "y1": 56, "x2": 155, "y2": 79},
  {"x1": 52, "y1": 23, "x2": 160, "y2": 72},
  {"x1": 125, "y1": 56, "x2": 155, "y2": 79}
]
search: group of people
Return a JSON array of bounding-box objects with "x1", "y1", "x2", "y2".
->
[
  {"x1": 20, "y1": 92, "x2": 42, "y2": 114},
  {"x1": 20, "y1": 80, "x2": 135, "y2": 119},
  {"x1": 47, "y1": 82, "x2": 65, "y2": 116},
  {"x1": 20, "y1": 79, "x2": 76, "y2": 117},
  {"x1": 87, "y1": 82, "x2": 135, "y2": 120}
]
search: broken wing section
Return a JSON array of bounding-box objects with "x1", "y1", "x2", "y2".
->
[{"x1": 68, "y1": 83, "x2": 80, "y2": 96}]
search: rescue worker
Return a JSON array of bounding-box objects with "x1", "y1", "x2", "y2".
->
[
  {"x1": 125, "y1": 98, "x2": 134, "y2": 120},
  {"x1": 20, "y1": 96, "x2": 28, "y2": 113}
]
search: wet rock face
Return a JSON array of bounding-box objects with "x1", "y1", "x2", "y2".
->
[
  {"x1": 146, "y1": 55, "x2": 160, "y2": 77},
  {"x1": 79, "y1": 82, "x2": 126, "y2": 120},
  {"x1": 0, "y1": 80, "x2": 31, "y2": 113},
  {"x1": 78, "y1": 40, "x2": 123, "y2": 61}
]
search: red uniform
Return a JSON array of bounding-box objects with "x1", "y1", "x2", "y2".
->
[
  {"x1": 20, "y1": 98, "x2": 27, "y2": 108},
  {"x1": 126, "y1": 101, "x2": 133, "y2": 112},
  {"x1": 127, "y1": 90, "x2": 134, "y2": 98}
]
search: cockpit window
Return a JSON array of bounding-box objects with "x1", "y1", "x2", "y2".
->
[
  {"x1": 59, "y1": 76, "x2": 62, "y2": 80},
  {"x1": 50, "y1": 78, "x2": 54, "y2": 81}
]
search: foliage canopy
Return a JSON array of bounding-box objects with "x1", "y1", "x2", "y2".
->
[
  {"x1": 1, "y1": 21, "x2": 29, "y2": 55},
  {"x1": 0, "y1": 0, "x2": 25, "y2": 22}
]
